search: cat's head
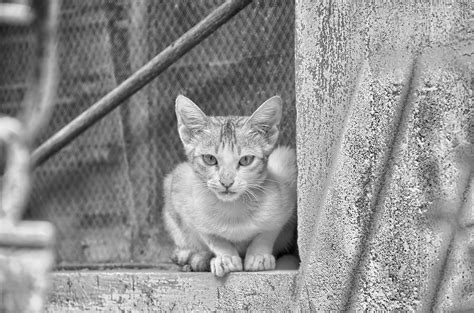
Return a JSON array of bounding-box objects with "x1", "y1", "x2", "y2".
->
[{"x1": 175, "y1": 95, "x2": 282, "y2": 202}]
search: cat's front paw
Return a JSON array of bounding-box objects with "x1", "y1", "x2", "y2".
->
[
  {"x1": 210, "y1": 255, "x2": 242, "y2": 277},
  {"x1": 171, "y1": 248, "x2": 211, "y2": 272},
  {"x1": 244, "y1": 254, "x2": 276, "y2": 271}
]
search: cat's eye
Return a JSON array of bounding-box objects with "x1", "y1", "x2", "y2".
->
[
  {"x1": 239, "y1": 155, "x2": 254, "y2": 167},
  {"x1": 202, "y1": 154, "x2": 217, "y2": 166}
]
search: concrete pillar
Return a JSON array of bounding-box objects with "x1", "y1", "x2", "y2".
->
[{"x1": 295, "y1": 1, "x2": 472, "y2": 310}]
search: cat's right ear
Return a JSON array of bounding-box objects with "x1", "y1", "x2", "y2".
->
[{"x1": 175, "y1": 95, "x2": 208, "y2": 145}]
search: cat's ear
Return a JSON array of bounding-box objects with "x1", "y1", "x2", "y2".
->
[
  {"x1": 246, "y1": 96, "x2": 282, "y2": 147},
  {"x1": 175, "y1": 95, "x2": 208, "y2": 145}
]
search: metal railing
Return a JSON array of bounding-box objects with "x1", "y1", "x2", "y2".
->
[{"x1": 31, "y1": 0, "x2": 253, "y2": 168}]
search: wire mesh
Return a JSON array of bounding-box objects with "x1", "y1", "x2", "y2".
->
[{"x1": 0, "y1": 0, "x2": 295, "y2": 266}]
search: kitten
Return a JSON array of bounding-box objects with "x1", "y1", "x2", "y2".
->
[{"x1": 162, "y1": 95, "x2": 297, "y2": 277}]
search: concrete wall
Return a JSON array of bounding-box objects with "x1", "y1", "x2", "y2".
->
[{"x1": 295, "y1": 0, "x2": 472, "y2": 310}]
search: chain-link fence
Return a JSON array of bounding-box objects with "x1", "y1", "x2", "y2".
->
[{"x1": 0, "y1": 0, "x2": 295, "y2": 267}]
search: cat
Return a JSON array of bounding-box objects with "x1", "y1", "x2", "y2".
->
[{"x1": 162, "y1": 95, "x2": 297, "y2": 277}]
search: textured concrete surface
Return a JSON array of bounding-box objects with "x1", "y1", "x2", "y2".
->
[
  {"x1": 46, "y1": 270, "x2": 297, "y2": 312},
  {"x1": 295, "y1": 0, "x2": 472, "y2": 311}
]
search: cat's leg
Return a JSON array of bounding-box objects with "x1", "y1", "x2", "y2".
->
[
  {"x1": 163, "y1": 204, "x2": 211, "y2": 271},
  {"x1": 201, "y1": 234, "x2": 242, "y2": 277},
  {"x1": 244, "y1": 230, "x2": 280, "y2": 271},
  {"x1": 168, "y1": 234, "x2": 212, "y2": 272},
  {"x1": 171, "y1": 249, "x2": 212, "y2": 272},
  {"x1": 273, "y1": 220, "x2": 299, "y2": 270},
  {"x1": 272, "y1": 216, "x2": 296, "y2": 255},
  {"x1": 246, "y1": 211, "x2": 297, "y2": 271}
]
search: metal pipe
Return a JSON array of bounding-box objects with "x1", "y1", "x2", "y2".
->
[{"x1": 31, "y1": 0, "x2": 252, "y2": 167}]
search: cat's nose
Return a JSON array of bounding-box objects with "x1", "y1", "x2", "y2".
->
[
  {"x1": 219, "y1": 169, "x2": 235, "y2": 188},
  {"x1": 220, "y1": 179, "x2": 234, "y2": 188}
]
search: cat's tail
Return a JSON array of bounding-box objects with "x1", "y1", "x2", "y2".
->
[{"x1": 268, "y1": 146, "x2": 297, "y2": 186}]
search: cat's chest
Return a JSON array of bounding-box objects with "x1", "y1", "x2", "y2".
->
[
  {"x1": 214, "y1": 217, "x2": 260, "y2": 242},
  {"x1": 201, "y1": 203, "x2": 262, "y2": 242}
]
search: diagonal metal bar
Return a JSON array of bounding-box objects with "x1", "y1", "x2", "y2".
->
[{"x1": 31, "y1": 0, "x2": 253, "y2": 168}]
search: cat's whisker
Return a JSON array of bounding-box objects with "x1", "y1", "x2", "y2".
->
[
  {"x1": 240, "y1": 188, "x2": 252, "y2": 200},
  {"x1": 242, "y1": 193, "x2": 255, "y2": 204},
  {"x1": 247, "y1": 187, "x2": 267, "y2": 196},
  {"x1": 247, "y1": 183, "x2": 268, "y2": 190},
  {"x1": 243, "y1": 188, "x2": 259, "y2": 203},
  {"x1": 246, "y1": 184, "x2": 271, "y2": 196},
  {"x1": 243, "y1": 192, "x2": 255, "y2": 203},
  {"x1": 254, "y1": 178, "x2": 280, "y2": 184}
]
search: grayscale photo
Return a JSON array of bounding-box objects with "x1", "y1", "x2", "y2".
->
[{"x1": 0, "y1": 0, "x2": 472, "y2": 311}]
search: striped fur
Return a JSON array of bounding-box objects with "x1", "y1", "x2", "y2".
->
[{"x1": 163, "y1": 95, "x2": 297, "y2": 276}]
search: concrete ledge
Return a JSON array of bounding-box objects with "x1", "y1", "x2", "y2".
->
[{"x1": 46, "y1": 270, "x2": 298, "y2": 312}]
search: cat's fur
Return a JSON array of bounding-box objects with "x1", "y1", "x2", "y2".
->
[{"x1": 162, "y1": 95, "x2": 297, "y2": 277}]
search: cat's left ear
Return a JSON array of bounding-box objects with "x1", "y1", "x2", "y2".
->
[
  {"x1": 246, "y1": 96, "x2": 282, "y2": 147},
  {"x1": 175, "y1": 95, "x2": 208, "y2": 146}
]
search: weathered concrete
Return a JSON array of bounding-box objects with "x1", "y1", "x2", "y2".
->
[
  {"x1": 295, "y1": 0, "x2": 472, "y2": 310},
  {"x1": 46, "y1": 270, "x2": 297, "y2": 312}
]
